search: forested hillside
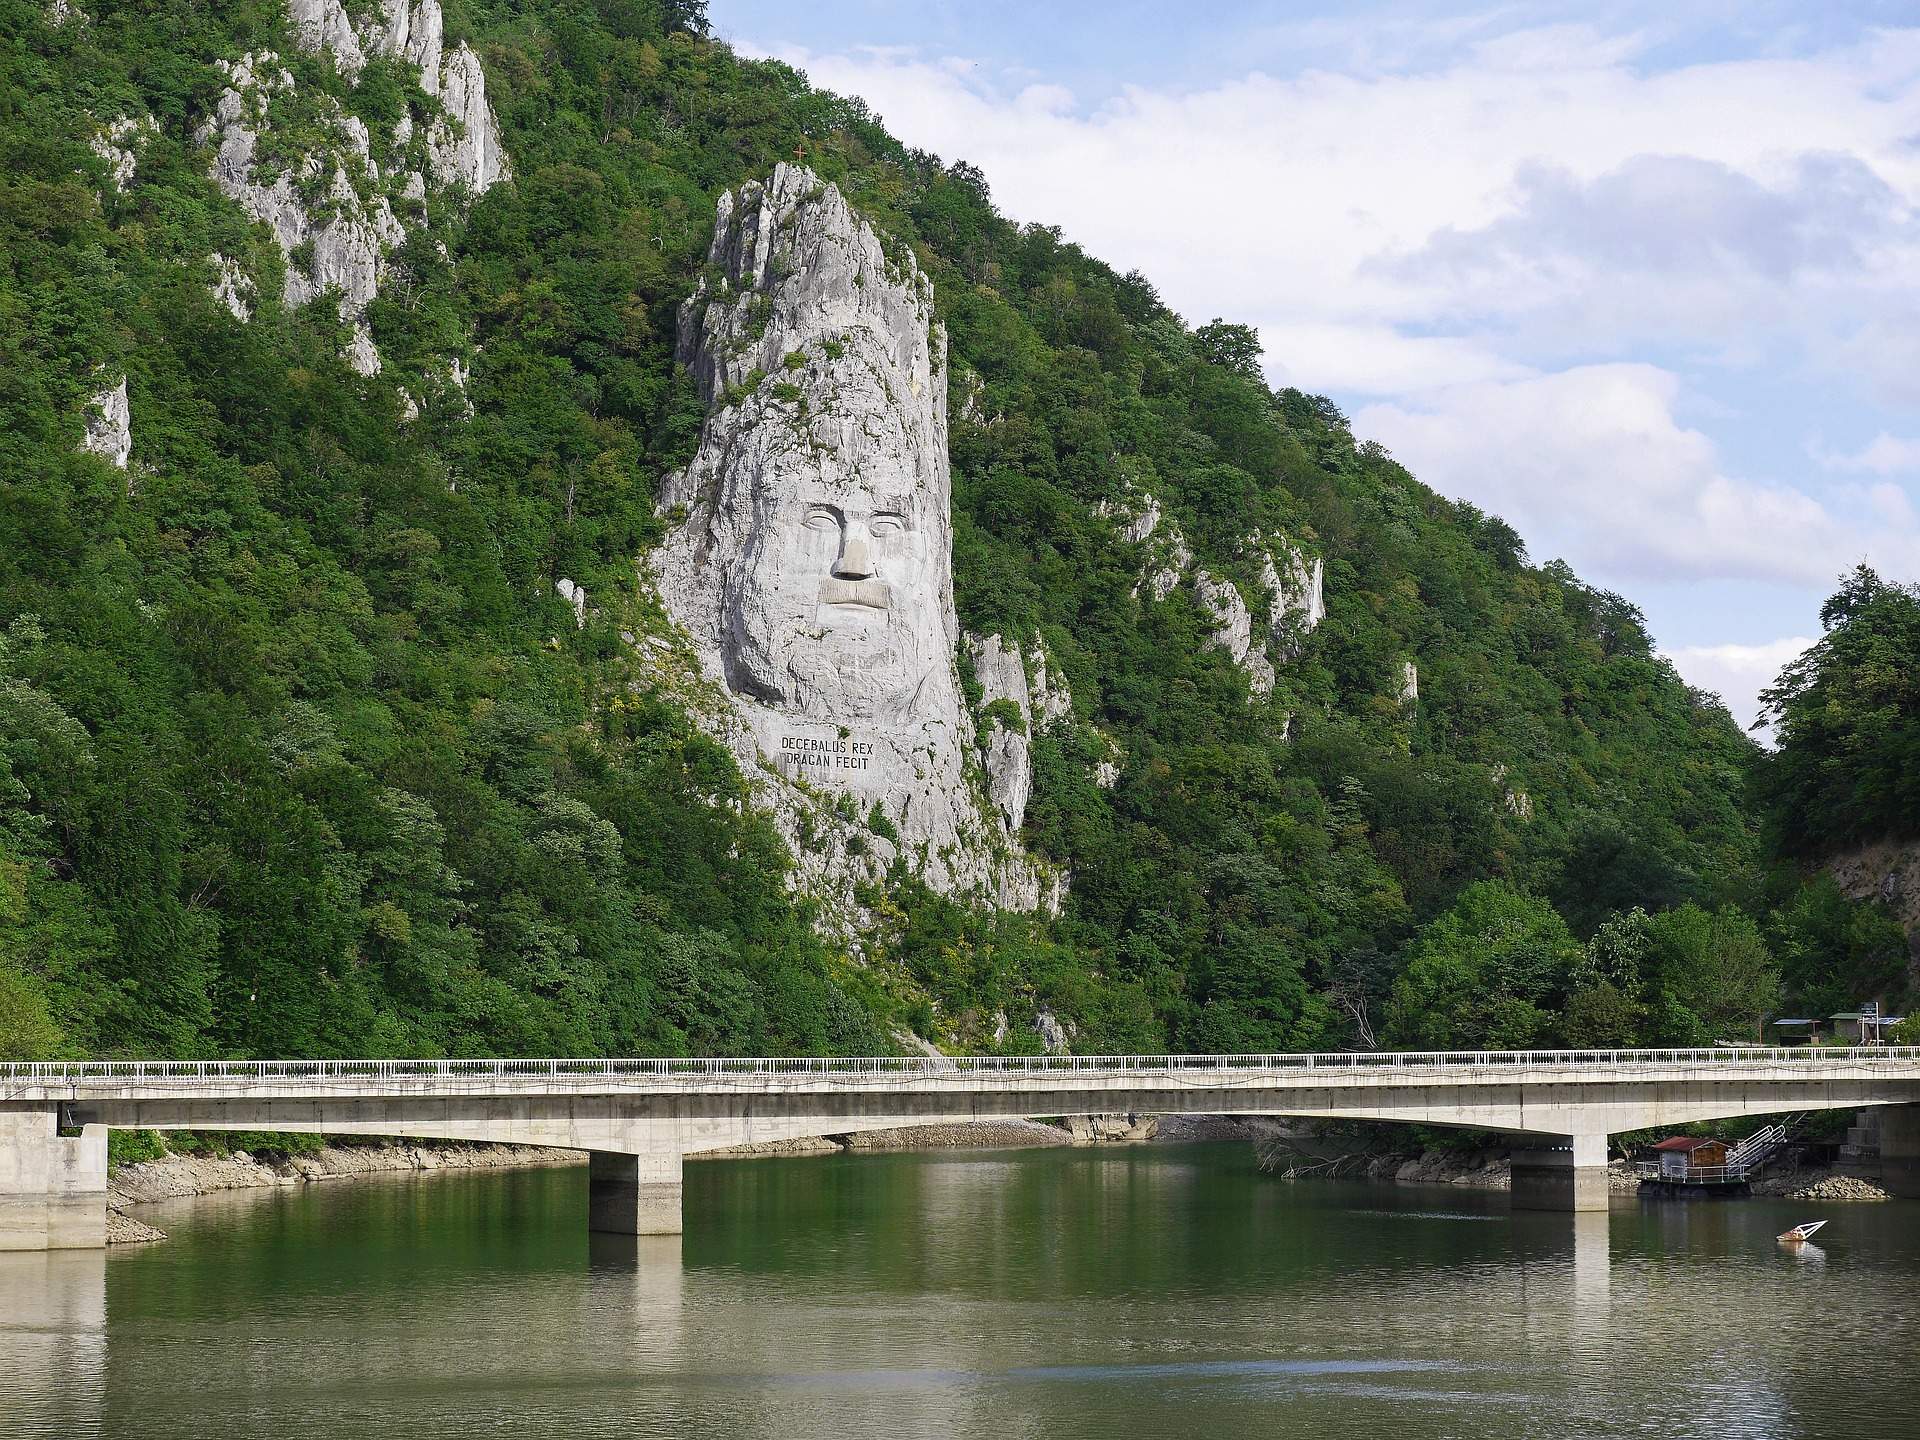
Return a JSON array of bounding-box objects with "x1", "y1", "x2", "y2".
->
[{"x1": 2, "y1": 0, "x2": 1907, "y2": 1062}]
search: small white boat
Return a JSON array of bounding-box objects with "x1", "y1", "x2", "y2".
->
[{"x1": 1778, "y1": 1220, "x2": 1827, "y2": 1244}]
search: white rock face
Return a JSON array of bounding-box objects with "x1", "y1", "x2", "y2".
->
[
  {"x1": 1262, "y1": 538, "x2": 1325, "y2": 658},
  {"x1": 1028, "y1": 638, "x2": 1074, "y2": 728},
  {"x1": 208, "y1": 252, "x2": 255, "y2": 321},
  {"x1": 653, "y1": 164, "x2": 1039, "y2": 908},
  {"x1": 198, "y1": 53, "x2": 405, "y2": 376},
  {"x1": 288, "y1": 0, "x2": 364, "y2": 78},
  {"x1": 1195, "y1": 571, "x2": 1276, "y2": 696},
  {"x1": 90, "y1": 115, "x2": 156, "y2": 193},
  {"x1": 1491, "y1": 764, "x2": 1532, "y2": 820},
  {"x1": 47, "y1": 0, "x2": 83, "y2": 26},
  {"x1": 81, "y1": 375, "x2": 131, "y2": 469},
  {"x1": 429, "y1": 43, "x2": 510, "y2": 194},
  {"x1": 555, "y1": 578, "x2": 587, "y2": 628},
  {"x1": 1398, "y1": 659, "x2": 1419, "y2": 706},
  {"x1": 1106, "y1": 485, "x2": 1324, "y2": 697},
  {"x1": 1035, "y1": 1009, "x2": 1071, "y2": 1055},
  {"x1": 197, "y1": 3, "x2": 508, "y2": 375},
  {"x1": 289, "y1": 0, "x2": 508, "y2": 196},
  {"x1": 969, "y1": 634, "x2": 1033, "y2": 833}
]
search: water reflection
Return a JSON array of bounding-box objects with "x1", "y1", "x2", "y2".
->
[
  {"x1": 0, "y1": 1148, "x2": 1914, "y2": 1439},
  {"x1": 0, "y1": 1249, "x2": 105, "y2": 1437}
]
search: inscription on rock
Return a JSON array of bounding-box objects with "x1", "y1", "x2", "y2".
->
[{"x1": 780, "y1": 730, "x2": 876, "y2": 778}]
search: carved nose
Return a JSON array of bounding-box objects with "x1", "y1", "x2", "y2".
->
[{"x1": 833, "y1": 527, "x2": 874, "y2": 579}]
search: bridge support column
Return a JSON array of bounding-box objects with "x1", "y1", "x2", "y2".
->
[
  {"x1": 1510, "y1": 1133, "x2": 1609, "y2": 1212},
  {"x1": 0, "y1": 1107, "x2": 107, "y2": 1251},
  {"x1": 1880, "y1": 1105, "x2": 1920, "y2": 1199},
  {"x1": 588, "y1": 1150, "x2": 682, "y2": 1236}
]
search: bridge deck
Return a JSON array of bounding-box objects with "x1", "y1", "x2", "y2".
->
[{"x1": 7, "y1": 1046, "x2": 1920, "y2": 1101}]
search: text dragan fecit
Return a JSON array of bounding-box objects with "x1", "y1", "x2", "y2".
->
[{"x1": 781, "y1": 733, "x2": 875, "y2": 771}]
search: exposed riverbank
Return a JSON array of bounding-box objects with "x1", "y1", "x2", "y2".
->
[
  {"x1": 1256, "y1": 1129, "x2": 1896, "y2": 1200},
  {"x1": 104, "y1": 1115, "x2": 1183, "y2": 1242},
  {"x1": 107, "y1": 1141, "x2": 586, "y2": 1243}
]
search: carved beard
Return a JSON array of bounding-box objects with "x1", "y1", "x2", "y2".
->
[{"x1": 783, "y1": 630, "x2": 927, "y2": 724}]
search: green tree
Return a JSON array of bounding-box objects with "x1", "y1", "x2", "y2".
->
[
  {"x1": 1384, "y1": 882, "x2": 1581, "y2": 1050},
  {"x1": 1767, "y1": 876, "x2": 1910, "y2": 1018},
  {"x1": 1759, "y1": 566, "x2": 1920, "y2": 855},
  {"x1": 1645, "y1": 904, "x2": 1779, "y2": 1044}
]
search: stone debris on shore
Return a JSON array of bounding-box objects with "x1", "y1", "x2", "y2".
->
[{"x1": 1785, "y1": 1174, "x2": 1892, "y2": 1202}]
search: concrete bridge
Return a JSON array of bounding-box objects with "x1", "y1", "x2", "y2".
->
[{"x1": 6, "y1": 1047, "x2": 1919, "y2": 1249}]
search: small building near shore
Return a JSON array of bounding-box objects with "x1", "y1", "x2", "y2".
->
[
  {"x1": 1830, "y1": 1009, "x2": 1905, "y2": 1043},
  {"x1": 1652, "y1": 1136, "x2": 1730, "y2": 1179},
  {"x1": 1768, "y1": 1018, "x2": 1821, "y2": 1045}
]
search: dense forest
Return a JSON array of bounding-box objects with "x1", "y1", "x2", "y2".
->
[{"x1": 2, "y1": 0, "x2": 1914, "y2": 1062}]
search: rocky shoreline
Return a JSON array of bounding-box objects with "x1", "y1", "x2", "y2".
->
[
  {"x1": 104, "y1": 1116, "x2": 1179, "y2": 1243},
  {"x1": 1257, "y1": 1131, "x2": 1897, "y2": 1200},
  {"x1": 105, "y1": 1119, "x2": 1898, "y2": 1246},
  {"x1": 107, "y1": 1141, "x2": 586, "y2": 1243}
]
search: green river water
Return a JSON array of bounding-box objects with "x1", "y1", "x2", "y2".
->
[{"x1": 2, "y1": 1143, "x2": 1913, "y2": 1439}]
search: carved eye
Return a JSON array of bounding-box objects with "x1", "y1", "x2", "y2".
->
[
  {"x1": 804, "y1": 505, "x2": 839, "y2": 530},
  {"x1": 870, "y1": 512, "x2": 907, "y2": 536}
]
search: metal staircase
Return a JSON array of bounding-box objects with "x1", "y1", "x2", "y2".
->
[{"x1": 1727, "y1": 1122, "x2": 1788, "y2": 1177}]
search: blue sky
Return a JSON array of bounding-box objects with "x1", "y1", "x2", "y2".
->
[{"x1": 712, "y1": 1, "x2": 1920, "y2": 730}]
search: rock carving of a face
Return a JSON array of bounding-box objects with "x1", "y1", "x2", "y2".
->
[{"x1": 725, "y1": 469, "x2": 943, "y2": 725}]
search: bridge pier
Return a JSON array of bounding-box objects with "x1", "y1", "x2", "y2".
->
[
  {"x1": 0, "y1": 1107, "x2": 107, "y2": 1251},
  {"x1": 588, "y1": 1150, "x2": 683, "y2": 1236},
  {"x1": 1880, "y1": 1105, "x2": 1920, "y2": 1198},
  {"x1": 1510, "y1": 1134, "x2": 1609, "y2": 1212}
]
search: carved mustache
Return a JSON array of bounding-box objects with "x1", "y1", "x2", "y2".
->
[{"x1": 818, "y1": 576, "x2": 892, "y2": 609}]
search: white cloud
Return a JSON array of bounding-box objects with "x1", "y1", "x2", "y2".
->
[
  {"x1": 743, "y1": 16, "x2": 1920, "y2": 626},
  {"x1": 1818, "y1": 431, "x2": 1920, "y2": 475},
  {"x1": 763, "y1": 30, "x2": 1920, "y2": 355},
  {"x1": 1353, "y1": 365, "x2": 1910, "y2": 584},
  {"x1": 1257, "y1": 322, "x2": 1528, "y2": 395},
  {"x1": 1664, "y1": 635, "x2": 1815, "y2": 736}
]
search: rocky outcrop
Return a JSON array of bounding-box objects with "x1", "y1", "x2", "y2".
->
[
  {"x1": 1491, "y1": 763, "x2": 1533, "y2": 820},
  {"x1": 1194, "y1": 571, "x2": 1275, "y2": 696},
  {"x1": 89, "y1": 114, "x2": 156, "y2": 193},
  {"x1": 429, "y1": 43, "x2": 509, "y2": 194},
  {"x1": 1101, "y1": 484, "x2": 1324, "y2": 698},
  {"x1": 209, "y1": 252, "x2": 255, "y2": 321},
  {"x1": 1061, "y1": 1113, "x2": 1160, "y2": 1143},
  {"x1": 1263, "y1": 538, "x2": 1325, "y2": 658},
  {"x1": 198, "y1": 52, "x2": 404, "y2": 374},
  {"x1": 288, "y1": 0, "x2": 365, "y2": 77},
  {"x1": 650, "y1": 165, "x2": 1042, "y2": 913},
  {"x1": 81, "y1": 374, "x2": 130, "y2": 468},
  {"x1": 1397, "y1": 659, "x2": 1419, "y2": 707},
  {"x1": 1028, "y1": 640, "x2": 1073, "y2": 726},
  {"x1": 197, "y1": 2, "x2": 508, "y2": 375},
  {"x1": 970, "y1": 633, "x2": 1033, "y2": 833},
  {"x1": 1035, "y1": 1008, "x2": 1071, "y2": 1054},
  {"x1": 1826, "y1": 839, "x2": 1920, "y2": 959},
  {"x1": 555, "y1": 578, "x2": 588, "y2": 628}
]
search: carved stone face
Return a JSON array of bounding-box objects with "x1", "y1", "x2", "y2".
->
[{"x1": 723, "y1": 469, "x2": 947, "y2": 725}]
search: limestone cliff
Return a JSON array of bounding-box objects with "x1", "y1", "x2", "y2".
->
[
  {"x1": 969, "y1": 633, "x2": 1034, "y2": 833},
  {"x1": 80, "y1": 375, "x2": 130, "y2": 470},
  {"x1": 1100, "y1": 483, "x2": 1326, "y2": 698},
  {"x1": 1827, "y1": 840, "x2": 1920, "y2": 961},
  {"x1": 650, "y1": 164, "x2": 1045, "y2": 914},
  {"x1": 197, "y1": 1, "x2": 507, "y2": 377}
]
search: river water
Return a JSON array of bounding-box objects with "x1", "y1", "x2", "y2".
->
[{"x1": 3, "y1": 1143, "x2": 1912, "y2": 1439}]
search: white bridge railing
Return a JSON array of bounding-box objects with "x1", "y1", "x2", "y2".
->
[{"x1": 4, "y1": 1046, "x2": 1918, "y2": 1086}]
